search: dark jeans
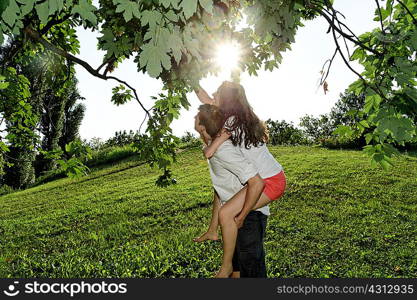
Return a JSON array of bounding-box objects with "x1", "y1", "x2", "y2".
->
[{"x1": 232, "y1": 211, "x2": 268, "y2": 278}]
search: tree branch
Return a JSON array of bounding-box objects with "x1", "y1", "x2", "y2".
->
[
  {"x1": 310, "y1": 0, "x2": 383, "y2": 57},
  {"x1": 330, "y1": 18, "x2": 386, "y2": 101},
  {"x1": 319, "y1": 48, "x2": 337, "y2": 86},
  {"x1": 396, "y1": 0, "x2": 417, "y2": 25},
  {"x1": 375, "y1": 0, "x2": 385, "y2": 33},
  {"x1": 40, "y1": 13, "x2": 72, "y2": 35},
  {"x1": 23, "y1": 26, "x2": 151, "y2": 118}
]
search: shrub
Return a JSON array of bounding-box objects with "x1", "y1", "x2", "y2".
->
[
  {"x1": 86, "y1": 145, "x2": 137, "y2": 168},
  {"x1": 320, "y1": 136, "x2": 366, "y2": 150},
  {"x1": 266, "y1": 119, "x2": 309, "y2": 146},
  {"x1": 0, "y1": 184, "x2": 15, "y2": 196},
  {"x1": 178, "y1": 132, "x2": 202, "y2": 149}
]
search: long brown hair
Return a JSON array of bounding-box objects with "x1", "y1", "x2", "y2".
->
[{"x1": 217, "y1": 81, "x2": 269, "y2": 148}]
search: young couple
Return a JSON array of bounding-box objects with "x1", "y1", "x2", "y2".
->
[{"x1": 192, "y1": 81, "x2": 287, "y2": 278}]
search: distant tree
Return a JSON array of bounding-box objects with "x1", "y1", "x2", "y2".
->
[
  {"x1": 37, "y1": 90, "x2": 67, "y2": 173},
  {"x1": 329, "y1": 92, "x2": 365, "y2": 128},
  {"x1": 58, "y1": 78, "x2": 86, "y2": 157},
  {"x1": 180, "y1": 131, "x2": 197, "y2": 144},
  {"x1": 299, "y1": 114, "x2": 334, "y2": 143},
  {"x1": 179, "y1": 131, "x2": 202, "y2": 149},
  {"x1": 0, "y1": 43, "x2": 41, "y2": 188},
  {"x1": 299, "y1": 92, "x2": 368, "y2": 147},
  {"x1": 104, "y1": 130, "x2": 141, "y2": 147},
  {"x1": 265, "y1": 119, "x2": 308, "y2": 145},
  {"x1": 1, "y1": 39, "x2": 85, "y2": 186},
  {"x1": 0, "y1": 66, "x2": 38, "y2": 189},
  {"x1": 85, "y1": 137, "x2": 105, "y2": 151}
]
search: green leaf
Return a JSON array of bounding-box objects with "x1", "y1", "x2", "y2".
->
[
  {"x1": 377, "y1": 115, "x2": 415, "y2": 142},
  {"x1": 36, "y1": 0, "x2": 50, "y2": 24},
  {"x1": 165, "y1": 9, "x2": 178, "y2": 22},
  {"x1": 165, "y1": 27, "x2": 183, "y2": 64},
  {"x1": 71, "y1": 0, "x2": 97, "y2": 26},
  {"x1": 48, "y1": 0, "x2": 60, "y2": 15},
  {"x1": 111, "y1": 84, "x2": 133, "y2": 105},
  {"x1": 365, "y1": 133, "x2": 373, "y2": 144},
  {"x1": 410, "y1": 30, "x2": 417, "y2": 50},
  {"x1": 333, "y1": 125, "x2": 354, "y2": 138},
  {"x1": 17, "y1": 0, "x2": 35, "y2": 16},
  {"x1": 114, "y1": 0, "x2": 141, "y2": 22},
  {"x1": 1, "y1": 0, "x2": 19, "y2": 27},
  {"x1": 139, "y1": 43, "x2": 171, "y2": 78},
  {"x1": 199, "y1": 0, "x2": 213, "y2": 14},
  {"x1": 379, "y1": 156, "x2": 393, "y2": 171},
  {"x1": 348, "y1": 80, "x2": 365, "y2": 96},
  {"x1": 99, "y1": 28, "x2": 119, "y2": 57},
  {"x1": 160, "y1": 0, "x2": 180, "y2": 9},
  {"x1": 405, "y1": 87, "x2": 417, "y2": 103},
  {"x1": 0, "y1": 141, "x2": 9, "y2": 152},
  {"x1": 141, "y1": 10, "x2": 162, "y2": 29},
  {"x1": 364, "y1": 94, "x2": 381, "y2": 114},
  {"x1": 180, "y1": 0, "x2": 197, "y2": 20},
  {"x1": 359, "y1": 120, "x2": 369, "y2": 128},
  {"x1": 0, "y1": 0, "x2": 9, "y2": 16},
  {"x1": 0, "y1": 81, "x2": 9, "y2": 89}
]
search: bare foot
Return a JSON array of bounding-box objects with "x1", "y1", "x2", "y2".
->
[
  {"x1": 193, "y1": 231, "x2": 218, "y2": 243},
  {"x1": 214, "y1": 264, "x2": 233, "y2": 278}
]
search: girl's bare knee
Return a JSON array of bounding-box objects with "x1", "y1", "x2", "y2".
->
[{"x1": 218, "y1": 206, "x2": 233, "y2": 226}]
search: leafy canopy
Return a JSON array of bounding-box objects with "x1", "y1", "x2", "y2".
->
[{"x1": 1, "y1": 0, "x2": 416, "y2": 183}]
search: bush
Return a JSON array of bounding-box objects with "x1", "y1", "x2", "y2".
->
[
  {"x1": 33, "y1": 168, "x2": 67, "y2": 186},
  {"x1": 86, "y1": 145, "x2": 137, "y2": 168},
  {"x1": 104, "y1": 130, "x2": 141, "y2": 148},
  {"x1": 299, "y1": 114, "x2": 334, "y2": 143},
  {"x1": 320, "y1": 136, "x2": 366, "y2": 150},
  {"x1": 178, "y1": 132, "x2": 202, "y2": 149},
  {"x1": 0, "y1": 184, "x2": 15, "y2": 196},
  {"x1": 84, "y1": 137, "x2": 105, "y2": 151},
  {"x1": 266, "y1": 119, "x2": 309, "y2": 146}
]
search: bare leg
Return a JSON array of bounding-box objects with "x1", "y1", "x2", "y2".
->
[
  {"x1": 230, "y1": 271, "x2": 240, "y2": 278},
  {"x1": 215, "y1": 187, "x2": 272, "y2": 278},
  {"x1": 193, "y1": 190, "x2": 221, "y2": 242}
]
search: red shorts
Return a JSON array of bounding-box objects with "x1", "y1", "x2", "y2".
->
[{"x1": 263, "y1": 170, "x2": 286, "y2": 201}]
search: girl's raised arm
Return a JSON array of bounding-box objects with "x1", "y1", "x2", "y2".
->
[
  {"x1": 203, "y1": 129, "x2": 231, "y2": 159},
  {"x1": 195, "y1": 87, "x2": 215, "y2": 105}
]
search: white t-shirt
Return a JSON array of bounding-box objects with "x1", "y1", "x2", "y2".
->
[
  {"x1": 223, "y1": 116, "x2": 283, "y2": 178},
  {"x1": 208, "y1": 140, "x2": 270, "y2": 216},
  {"x1": 240, "y1": 144, "x2": 283, "y2": 178}
]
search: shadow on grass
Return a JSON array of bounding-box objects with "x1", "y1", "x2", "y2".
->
[{"x1": 403, "y1": 150, "x2": 417, "y2": 158}]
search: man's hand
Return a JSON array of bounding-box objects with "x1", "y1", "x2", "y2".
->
[{"x1": 199, "y1": 129, "x2": 212, "y2": 146}]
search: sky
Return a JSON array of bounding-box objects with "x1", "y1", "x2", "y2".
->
[{"x1": 75, "y1": 0, "x2": 379, "y2": 141}]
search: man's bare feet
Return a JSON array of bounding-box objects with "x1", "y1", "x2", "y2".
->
[
  {"x1": 214, "y1": 264, "x2": 233, "y2": 278},
  {"x1": 193, "y1": 231, "x2": 218, "y2": 243}
]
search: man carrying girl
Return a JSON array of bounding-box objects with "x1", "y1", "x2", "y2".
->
[{"x1": 193, "y1": 82, "x2": 286, "y2": 278}]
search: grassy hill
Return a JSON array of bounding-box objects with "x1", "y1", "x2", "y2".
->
[{"x1": 0, "y1": 146, "x2": 416, "y2": 278}]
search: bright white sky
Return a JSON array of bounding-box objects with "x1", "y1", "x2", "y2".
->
[{"x1": 76, "y1": 0, "x2": 378, "y2": 141}]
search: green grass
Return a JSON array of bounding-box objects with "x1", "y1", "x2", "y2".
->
[{"x1": 0, "y1": 146, "x2": 416, "y2": 278}]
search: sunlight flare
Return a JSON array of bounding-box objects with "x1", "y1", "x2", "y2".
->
[{"x1": 214, "y1": 41, "x2": 241, "y2": 77}]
